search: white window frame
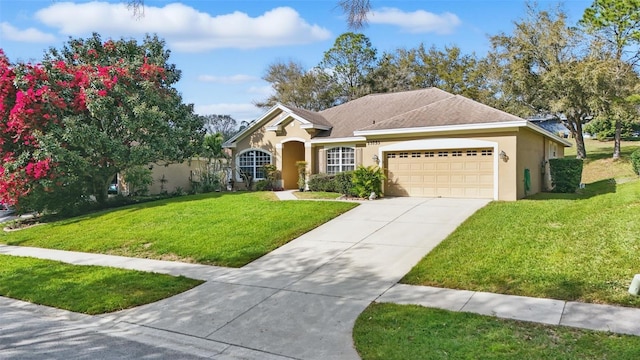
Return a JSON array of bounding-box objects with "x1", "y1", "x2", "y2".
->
[
  {"x1": 236, "y1": 149, "x2": 272, "y2": 181},
  {"x1": 326, "y1": 146, "x2": 355, "y2": 174},
  {"x1": 549, "y1": 142, "x2": 558, "y2": 159}
]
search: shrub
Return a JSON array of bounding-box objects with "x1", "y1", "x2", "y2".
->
[
  {"x1": 262, "y1": 164, "x2": 278, "y2": 190},
  {"x1": 296, "y1": 161, "x2": 308, "y2": 190},
  {"x1": 124, "y1": 166, "x2": 153, "y2": 196},
  {"x1": 352, "y1": 166, "x2": 385, "y2": 198},
  {"x1": 335, "y1": 171, "x2": 356, "y2": 196},
  {"x1": 308, "y1": 173, "x2": 337, "y2": 192},
  {"x1": 549, "y1": 158, "x2": 583, "y2": 193},
  {"x1": 631, "y1": 149, "x2": 640, "y2": 176},
  {"x1": 255, "y1": 179, "x2": 271, "y2": 191}
]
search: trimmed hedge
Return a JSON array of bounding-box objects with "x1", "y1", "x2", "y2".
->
[
  {"x1": 335, "y1": 171, "x2": 356, "y2": 196},
  {"x1": 308, "y1": 173, "x2": 337, "y2": 192},
  {"x1": 549, "y1": 158, "x2": 583, "y2": 193},
  {"x1": 631, "y1": 149, "x2": 640, "y2": 176}
]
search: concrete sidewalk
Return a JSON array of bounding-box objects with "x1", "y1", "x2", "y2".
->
[{"x1": 2, "y1": 196, "x2": 640, "y2": 359}]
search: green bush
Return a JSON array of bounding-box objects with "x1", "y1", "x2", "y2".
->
[
  {"x1": 549, "y1": 158, "x2": 583, "y2": 193},
  {"x1": 335, "y1": 171, "x2": 355, "y2": 196},
  {"x1": 352, "y1": 165, "x2": 385, "y2": 198},
  {"x1": 631, "y1": 149, "x2": 640, "y2": 176},
  {"x1": 255, "y1": 179, "x2": 271, "y2": 191},
  {"x1": 308, "y1": 173, "x2": 337, "y2": 192},
  {"x1": 124, "y1": 166, "x2": 153, "y2": 196}
]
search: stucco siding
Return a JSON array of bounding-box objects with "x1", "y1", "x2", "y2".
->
[
  {"x1": 516, "y1": 128, "x2": 545, "y2": 198},
  {"x1": 147, "y1": 159, "x2": 208, "y2": 194}
]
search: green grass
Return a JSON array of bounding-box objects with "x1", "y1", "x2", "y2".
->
[
  {"x1": 402, "y1": 138, "x2": 640, "y2": 307},
  {"x1": 354, "y1": 303, "x2": 640, "y2": 360},
  {"x1": 565, "y1": 139, "x2": 640, "y2": 183},
  {"x1": 402, "y1": 179, "x2": 640, "y2": 307},
  {"x1": 0, "y1": 254, "x2": 202, "y2": 314},
  {"x1": 1, "y1": 192, "x2": 357, "y2": 267},
  {"x1": 294, "y1": 191, "x2": 343, "y2": 200}
]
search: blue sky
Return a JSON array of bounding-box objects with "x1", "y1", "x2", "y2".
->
[{"x1": 0, "y1": 0, "x2": 592, "y2": 121}]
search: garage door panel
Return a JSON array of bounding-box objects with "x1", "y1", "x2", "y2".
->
[{"x1": 385, "y1": 148, "x2": 494, "y2": 199}]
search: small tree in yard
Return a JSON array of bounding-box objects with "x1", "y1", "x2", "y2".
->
[
  {"x1": 0, "y1": 34, "x2": 204, "y2": 213},
  {"x1": 296, "y1": 161, "x2": 307, "y2": 191}
]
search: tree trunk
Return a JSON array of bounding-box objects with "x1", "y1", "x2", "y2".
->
[
  {"x1": 566, "y1": 115, "x2": 587, "y2": 159},
  {"x1": 93, "y1": 175, "x2": 112, "y2": 205},
  {"x1": 613, "y1": 119, "x2": 622, "y2": 160}
]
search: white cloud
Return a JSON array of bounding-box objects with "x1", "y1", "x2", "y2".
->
[
  {"x1": 194, "y1": 103, "x2": 263, "y2": 121},
  {"x1": 0, "y1": 22, "x2": 56, "y2": 43},
  {"x1": 198, "y1": 74, "x2": 258, "y2": 84},
  {"x1": 35, "y1": 2, "x2": 331, "y2": 52},
  {"x1": 246, "y1": 85, "x2": 274, "y2": 97},
  {"x1": 368, "y1": 8, "x2": 461, "y2": 34}
]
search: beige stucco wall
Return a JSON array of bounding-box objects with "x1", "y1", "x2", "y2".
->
[
  {"x1": 515, "y1": 128, "x2": 546, "y2": 198},
  {"x1": 147, "y1": 159, "x2": 207, "y2": 194},
  {"x1": 231, "y1": 113, "x2": 313, "y2": 189},
  {"x1": 230, "y1": 115, "x2": 569, "y2": 200}
]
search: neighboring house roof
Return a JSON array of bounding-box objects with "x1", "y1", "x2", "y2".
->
[{"x1": 224, "y1": 88, "x2": 572, "y2": 148}]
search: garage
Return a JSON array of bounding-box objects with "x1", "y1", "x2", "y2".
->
[{"x1": 385, "y1": 148, "x2": 494, "y2": 198}]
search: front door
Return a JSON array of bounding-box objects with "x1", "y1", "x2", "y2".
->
[{"x1": 282, "y1": 141, "x2": 305, "y2": 189}]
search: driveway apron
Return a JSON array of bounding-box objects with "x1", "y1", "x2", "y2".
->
[{"x1": 1, "y1": 197, "x2": 489, "y2": 360}]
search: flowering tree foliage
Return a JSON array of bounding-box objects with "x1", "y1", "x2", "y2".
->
[{"x1": 0, "y1": 34, "x2": 204, "y2": 211}]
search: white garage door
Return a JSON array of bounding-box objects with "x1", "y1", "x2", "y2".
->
[{"x1": 385, "y1": 148, "x2": 494, "y2": 198}]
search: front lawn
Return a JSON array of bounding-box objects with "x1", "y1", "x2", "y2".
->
[
  {"x1": 1, "y1": 192, "x2": 357, "y2": 267},
  {"x1": 0, "y1": 255, "x2": 202, "y2": 314},
  {"x1": 294, "y1": 191, "x2": 343, "y2": 200},
  {"x1": 354, "y1": 303, "x2": 640, "y2": 360},
  {"x1": 402, "y1": 179, "x2": 640, "y2": 307},
  {"x1": 565, "y1": 139, "x2": 640, "y2": 183}
]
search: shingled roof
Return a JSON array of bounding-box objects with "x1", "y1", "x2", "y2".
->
[
  {"x1": 284, "y1": 105, "x2": 332, "y2": 128},
  {"x1": 357, "y1": 95, "x2": 523, "y2": 132},
  {"x1": 317, "y1": 88, "x2": 453, "y2": 138}
]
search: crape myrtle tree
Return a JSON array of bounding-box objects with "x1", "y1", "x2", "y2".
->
[{"x1": 0, "y1": 34, "x2": 204, "y2": 212}]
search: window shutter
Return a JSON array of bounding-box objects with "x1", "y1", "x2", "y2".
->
[
  {"x1": 355, "y1": 148, "x2": 363, "y2": 167},
  {"x1": 318, "y1": 148, "x2": 325, "y2": 173}
]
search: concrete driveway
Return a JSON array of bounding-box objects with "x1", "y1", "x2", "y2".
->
[{"x1": 0, "y1": 197, "x2": 489, "y2": 360}]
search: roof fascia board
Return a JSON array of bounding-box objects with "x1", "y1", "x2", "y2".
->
[
  {"x1": 223, "y1": 103, "x2": 287, "y2": 147},
  {"x1": 353, "y1": 121, "x2": 529, "y2": 137},
  {"x1": 300, "y1": 123, "x2": 332, "y2": 131},
  {"x1": 309, "y1": 136, "x2": 367, "y2": 144},
  {"x1": 353, "y1": 120, "x2": 573, "y2": 147}
]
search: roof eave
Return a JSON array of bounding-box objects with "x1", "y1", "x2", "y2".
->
[
  {"x1": 353, "y1": 121, "x2": 529, "y2": 136},
  {"x1": 300, "y1": 124, "x2": 332, "y2": 131},
  {"x1": 353, "y1": 120, "x2": 573, "y2": 146}
]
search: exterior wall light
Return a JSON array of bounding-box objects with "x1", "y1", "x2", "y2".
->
[
  {"x1": 499, "y1": 150, "x2": 509, "y2": 162},
  {"x1": 372, "y1": 154, "x2": 380, "y2": 165}
]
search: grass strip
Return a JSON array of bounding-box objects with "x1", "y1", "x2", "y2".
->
[
  {"x1": 354, "y1": 303, "x2": 640, "y2": 360},
  {"x1": 0, "y1": 255, "x2": 202, "y2": 314}
]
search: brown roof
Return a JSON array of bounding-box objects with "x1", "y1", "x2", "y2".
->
[
  {"x1": 358, "y1": 95, "x2": 524, "y2": 132},
  {"x1": 285, "y1": 105, "x2": 332, "y2": 128},
  {"x1": 317, "y1": 88, "x2": 454, "y2": 138}
]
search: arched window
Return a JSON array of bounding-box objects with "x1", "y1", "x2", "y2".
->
[
  {"x1": 326, "y1": 147, "x2": 355, "y2": 174},
  {"x1": 238, "y1": 150, "x2": 272, "y2": 180}
]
